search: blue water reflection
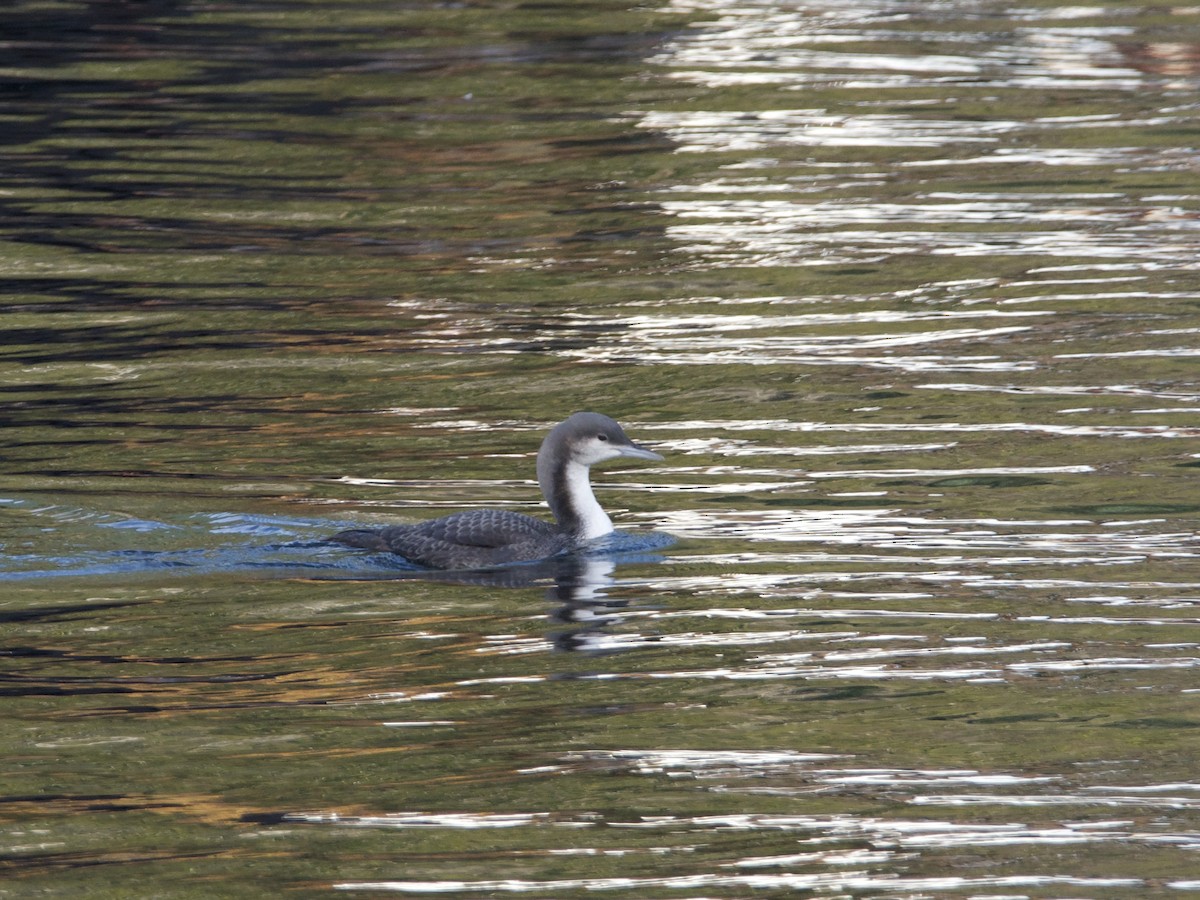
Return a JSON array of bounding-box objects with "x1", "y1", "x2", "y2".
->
[{"x1": 0, "y1": 497, "x2": 673, "y2": 583}]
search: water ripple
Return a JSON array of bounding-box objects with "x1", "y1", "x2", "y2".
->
[
  {"x1": 335, "y1": 873, "x2": 1148, "y2": 894},
  {"x1": 663, "y1": 214, "x2": 1200, "y2": 269},
  {"x1": 651, "y1": 0, "x2": 1186, "y2": 94}
]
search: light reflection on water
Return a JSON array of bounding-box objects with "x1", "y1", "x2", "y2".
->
[
  {"x1": 662, "y1": 212, "x2": 1200, "y2": 268},
  {"x1": 639, "y1": 0, "x2": 1200, "y2": 287},
  {"x1": 333, "y1": 874, "x2": 1151, "y2": 894},
  {"x1": 645, "y1": 419, "x2": 1200, "y2": 438},
  {"x1": 652, "y1": 0, "x2": 1193, "y2": 93}
]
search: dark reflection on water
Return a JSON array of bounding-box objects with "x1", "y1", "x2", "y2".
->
[
  {"x1": 0, "y1": 600, "x2": 141, "y2": 625},
  {"x1": 2, "y1": 0, "x2": 675, "y2": 278}
]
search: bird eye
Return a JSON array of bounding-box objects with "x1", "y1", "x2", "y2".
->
[{"x1": 597, "y1": 434, "x2": 608, "y2": 441}]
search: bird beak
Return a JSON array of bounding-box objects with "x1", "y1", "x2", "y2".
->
[{"x1": 618, "y1": 443, "x2": 664, "y2": 462}]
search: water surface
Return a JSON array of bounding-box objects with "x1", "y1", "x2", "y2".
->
[{"x1": 2, "y1": 0, "x2": 1199, "y2": 896}]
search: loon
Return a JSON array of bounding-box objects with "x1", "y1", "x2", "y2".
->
[{"x1": 329, "y1": 412, "x2": 663, "y2": 570}]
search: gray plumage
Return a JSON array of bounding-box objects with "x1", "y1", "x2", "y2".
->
[
  {"x1": 330, "y1": 412, "x2": 662, "y2": 570},
  {"x1": 331, "y1": 510, "x2": 568, "y2": 570}
]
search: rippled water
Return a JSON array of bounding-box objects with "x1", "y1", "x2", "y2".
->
[{"x1": 3, "y1": 0, "x2": 1199, "y2": 896}]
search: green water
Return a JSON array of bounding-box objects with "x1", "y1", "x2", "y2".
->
[{"x1": 3, "y1": 0, "x2": 1200, "y2": 896}]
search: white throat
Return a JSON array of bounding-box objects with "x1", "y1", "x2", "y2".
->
[{"x1": 559, "y1": 461, "x2": 613, "y2": 540}]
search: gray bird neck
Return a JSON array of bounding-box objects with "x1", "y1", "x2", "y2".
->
[{"x1": 536, "y1": 443, "x2": 614, "y2": 541}]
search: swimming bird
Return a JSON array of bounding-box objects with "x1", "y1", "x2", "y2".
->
[{"x1": 329, "y1": 412, "x2": 663, "y2": 570}]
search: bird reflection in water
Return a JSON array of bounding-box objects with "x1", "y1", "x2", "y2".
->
[{"x1": 378, "y1": 546, "x2": 670, "y2": 655}]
